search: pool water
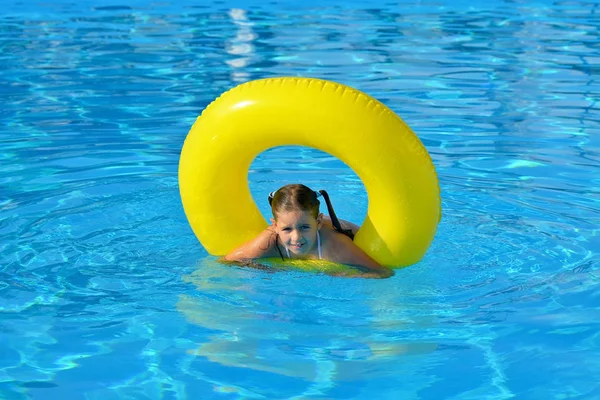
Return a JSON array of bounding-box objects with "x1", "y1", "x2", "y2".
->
[{"x1": 2, "y1": 0, "x2": 599, "y2": 399}]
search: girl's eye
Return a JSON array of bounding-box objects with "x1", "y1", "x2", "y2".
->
[
  {"x1": 282, "y1": 228, "x2": 291, "y2": 232},
  {"x1": 301, "y1": 226, "x2": 310, "y2": 230}
]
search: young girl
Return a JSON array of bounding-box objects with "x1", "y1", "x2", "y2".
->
[{"x1": 223, "y1": 184, "x2": 394, "y2": 278}]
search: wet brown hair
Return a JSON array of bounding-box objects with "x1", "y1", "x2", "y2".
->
[{"x1": 268, "y1": 184, "x2": 354, "y2": 240}]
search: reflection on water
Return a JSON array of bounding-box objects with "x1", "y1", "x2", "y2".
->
[
  {"x1": 226, "y1": 8, "x2": 257, "y2": 82},
  {"x1": 178, "y1": 258, "x2": 438, "y2": 389}
]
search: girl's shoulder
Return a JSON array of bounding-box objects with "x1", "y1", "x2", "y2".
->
[
  {"x1": 320, "y1": 225, "x2": 381, "y2": 269},
  {"x1": 321, "y1": 216, "x2": 360, "y2": 236},
  {"x1": 319, "y1": 225, "x2": 354, "y2": 252}
]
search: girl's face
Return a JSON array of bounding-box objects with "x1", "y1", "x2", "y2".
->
[{"x1": 272, "y1": 210, "x2": 323, "y2": 256}]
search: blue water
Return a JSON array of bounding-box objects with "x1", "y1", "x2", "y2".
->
[{"x1": 2, "y1": 0, "x2": 599, "y2": 398}]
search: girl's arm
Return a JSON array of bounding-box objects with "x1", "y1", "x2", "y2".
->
[
  {"x1": 328, "y1": 233, "x2": 394, "y2": 278},
  {"x1": 223, "y1": 227, "x2": 279, "y2": 261}
]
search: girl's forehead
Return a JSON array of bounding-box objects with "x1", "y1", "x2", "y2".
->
[{"x1": 275, "y1": 210, "x2": 316, "y2": 224}]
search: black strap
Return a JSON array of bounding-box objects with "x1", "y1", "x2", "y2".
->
[
  {"x1": 318, "y1": 190, "x2": 355, "y2": 240},
  {"x1": 274, "y1": 234, "x2": 285, "y2": 261}
]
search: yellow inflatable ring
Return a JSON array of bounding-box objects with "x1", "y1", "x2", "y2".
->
[{"x1": 179, "y1": 77, "x2": 441, "y2": 267}]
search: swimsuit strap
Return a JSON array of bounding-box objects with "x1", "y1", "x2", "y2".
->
[
  {"x1": 285, "y1": 245, "x2": 290, "y2": 259},
  {"x1": 275, "y1": 234, "x2": 286, "y2": 261},
  {"x1": 317, "y1": 230, "x2": 322, "y2": 260}
]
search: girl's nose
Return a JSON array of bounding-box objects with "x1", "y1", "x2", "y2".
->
[{"x1": 291, "y1": 230, "x2": 302, "y2": 242}]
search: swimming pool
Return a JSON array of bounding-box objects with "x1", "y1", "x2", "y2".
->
[{"x1": 1, "y1": 0, "x2": 599, "y2": 398}]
